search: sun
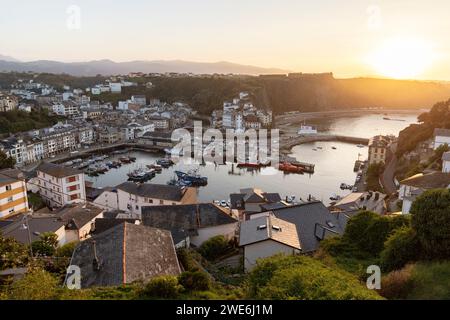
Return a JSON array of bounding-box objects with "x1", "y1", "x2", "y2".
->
[{"x1": 368, "y1": 37, "x2": 434, "y2": 79}]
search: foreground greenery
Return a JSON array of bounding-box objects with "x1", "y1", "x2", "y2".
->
[{"x1": 0, "y1": 109, "x2": 63, "y2": 134}]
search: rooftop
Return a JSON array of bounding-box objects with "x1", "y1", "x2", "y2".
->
[
  {"x1": 37, "y1": 162, "x2": 82, "y2": 178},
  {"x1": 116, "y1": 182, "x2": 189, "y2": 202},
  {"x1": 434, "y1": 128, "x2": 450, "y2": 138},
  {"x1": 69, "y1": 223, "x2": 181, "y2": 288},
  {"x1": 239, "y1": 215, "x2": 301, "y2": 250},
  {"x1": 400, "y1": 172, "x2": 450, "y2": 189}
]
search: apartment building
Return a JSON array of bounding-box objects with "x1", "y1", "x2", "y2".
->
[
  {"x1": 0, "y1": 169, "x2": 29, "y2": 218},
  {"x1": 0, "y1": 94, "x2": 19, "y2": 112},
  {"x1": 36, "y1": 162, "x2": 86, "y2": 208},
  {"x1": 368, "y1": 135, "x2": 391, "y2": 165}
]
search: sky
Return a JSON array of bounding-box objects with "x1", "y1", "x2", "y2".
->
[{"x1": 1, "y1": 0, "x2": 450, "y2": 80}]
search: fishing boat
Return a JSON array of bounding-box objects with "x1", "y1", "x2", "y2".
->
[
  {"x1": 119, "y1": 156, "x2": 132, "y2": 164},
  {"x1": 175, "y1": 170, "x2": 208, "y2": 186},
  {"x1": 156, "y1": 159, "x2": 174, "y2": 168},
  {"x1": 85, "y1": 168, "x2": 99, "y2": 177},
  {"x1": 298, "y1": 124, "x2": 318, "y2": 135},
  {"x1": 127, "y1": 168, "x2": 155, "y2": 182},
  {"x1": 237, "y1": 159, "x2": 271, "y2": 168},
  {"x1": 278, "y1": 162, "x2": 304, "y2": 174},
  {"x1": 330, "y1": 194, "x2": 342, "y2": 201},
  {"x1": 147, "y1": 163, "x2": 163, "y2": 172}
]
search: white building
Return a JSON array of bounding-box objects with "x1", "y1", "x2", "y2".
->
[
  {"x1": 52, "y1": 102, "x2": 79, "y2": 117},
  {"x1": 433, "y1": 128, "x2": 450, "y2": 150},
  {"x1": 443, "y1": 152, "x2": 450, "y2": 173},
  {"x1": 91, "y1": 87, "x2": 101, "y2": 95},
  {"x1": 131, "y1": 95, "x2": 146, "y2": 106},
  {"x1": 109, "y1": 83, "x2": 122, "y2": 93},
  {"x1": 117, "y1": 101, "x2": 129, "y2": 110},
  {"x1": 399, "y1": 172, "x2": 450, "y2": 214},
  {"x1": 36, "y1": 162, "x2": 86, "y2": 208},
  {"x1": 93, "y1": 182, "x2": 197, "y2": 218},
  {"x1": 239, "y1": 215, "x2": 301, "y2": 271}
]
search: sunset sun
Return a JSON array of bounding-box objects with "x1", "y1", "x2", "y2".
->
[{"x1": 369, "y1": 37, "x2": 434, "y2": 79}]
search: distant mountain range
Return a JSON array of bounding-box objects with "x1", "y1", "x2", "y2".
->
[{"x1": 0, "y1": 56, "x2": 289, "y2": 76}]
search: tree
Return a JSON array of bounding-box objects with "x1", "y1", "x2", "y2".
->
[
  {"x1": 381, "y1": 226, "x2": 420, "y2": 271},
  {"x1": 179, "y1": 271, "x2": 210, "y2": 291},
  {"x1": 0, "y1": 150, "x2": 15, "y2": 170},
  {"x1": 410, "y1": 189, "x2": 450, "y2": 259},
  {"x1": 7, "y1": 269, "x2": 59, "y2": 300},
  {"x1": 198, "y1": 236, "x2": 230, "y2": 261},
  {"x1": 31, "y1": 232, "x2": 59, "y2": 257},
  {"x1": 0, "y1": 233, "x2": 29, "y2": 270}
]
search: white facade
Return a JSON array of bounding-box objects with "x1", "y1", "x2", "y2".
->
[
  {"x1": 37, "y1": 170, "x2": 86, "y2": 208},
  {"x1": 243, "y1": 240, "x2": 300, "y2": 271},
  {"x1": 118, "y1": 101, "x2": 129, "y2": 110},
  {"x1": 109, "y1": 83, "x2": 122, "y2": 93},
  {"x1": 190, "y1": 223, "x2": 238, "y2": 247},
  {"x1": 443, "y1": 160, "x2": 450, "y2": 173},
  {"x1": 434, "y1": 135, "x2": 450, "y2": 150},
  {"x1": 93, "y1": 189, "x2": 119, "y2": 211}
]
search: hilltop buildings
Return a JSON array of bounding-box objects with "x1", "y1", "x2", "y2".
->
[
  {"x1": 368, "y1": 135, "x2": 393, "y2": 165},
  {"x1": 0, "y1": 94, "x2": 18, "y2": 112}
]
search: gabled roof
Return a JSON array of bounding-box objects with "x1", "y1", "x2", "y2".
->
[
  {"x1": 239, "y1": 215, "x2": 301, "y2": 250},
  {"x1": 434, "y1": 128, "x2": 450, "y2": 138},
  {"x1": 400, "y1": 172, "x2": 450, "y2": 189},
  {"x1": 271, "y1": 201, "x2": 344, "y2": 253},
  {"x1": 69, "y1": 223, "x2": 181, "y2": 288},
  {"x1": 93, "y1": 218, "x2": 140, "y2": 235},
  {"x1": 55, "y1": 204, "x2": 104, "y2": 230},
  {"x1": 141, "y1": 203, "x2": 237, "y2": 242},
  {"x1": 116, "y1": 182, "x2": 187, "y2": 202},
  {"x1": 0, "y1": 216, "x2": 65, "y2": 244},
  {"x1": 37, "y1": 162, "x2": 82, "y2": 178},
  {"x1": 0, "y1": 169, "x2": 24, "y2": 186}
]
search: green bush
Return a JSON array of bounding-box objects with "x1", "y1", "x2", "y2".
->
[
  {"x1": 179, "y1": 271, "x2": 211, "y2": 291},
  {"x1": 31, "y1": 232, "x2": 59, "y2": 257},
  {"x1": 198, "y1": 236, "x2": 230, "y2": 261},
  {"x1": 381, "y1": 227, "x2": 420, "y2": 272},
  {"x1": 7, "y1": 269, "x2": 59, "y2": 300},
  {"x1": 343, "y1": 211, "x2": 409, "y2": 256},
  {"x1": 177, "y1": 248, "x2": 199, "y2": 272},
  {"x1": 411, "y1": 189, "x2": 450, "y2": 259},
  {"x1": 139, "y1": 276, "x2": 181, "y2": 299},
  {"x1": 247, "y1": 255, "x2": 382, "y2": 300},
  {"x1": 55, "y1": 242, "x2": 78, "y2": 258}
]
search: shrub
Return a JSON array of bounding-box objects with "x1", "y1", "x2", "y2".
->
[
  {"x1": 381, "y1": 226, "x2": 420, "y2": 271},
  {"x1": 0, "y1": 234, "x2": 29, "y2": 269},
  {"x1": 379, "y1": 264, "x2": 415, "y2": 300},
  {"x1": 140, "y1": 276, "x2": 181, "y2": 299},
  {"x1": 198, "y1": 236, "x2": 230, "y2": 261},
  {"x1": 410, "y1": 189, "x2": 450, "y2": 259},
  {"x1": 177, "y1": 248, "x2": 199, "y2": 272},
  {"x1": 179, "y1": 271, "x2": 211, "y2": 291},
  {"x1": 343, "y1": 211, "x2": 409, "y2": 256},
  {"x1": 55, "y1": 242, "x2": 78, "y2": 258},
  {"x1": 7, "y1": 269, "x2": 60, "y2": 300},
  {"x1": 31, "y1": 232, "x2": 59, "y2": 257},
  {"x1": 247, "y1": 255, "x2": 382, "y2": 300}
]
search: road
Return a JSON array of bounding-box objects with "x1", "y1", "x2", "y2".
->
[{"x1": 381, "y1": 142, "x2": 398, "y2": 195}]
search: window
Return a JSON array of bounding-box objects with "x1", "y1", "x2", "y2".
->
[
  {"x1": 70, "y1": 194, "x2": 79, "y2": 201},
  {"x1": 7, "y1": 196, "x2": 13, "y2": 202},
  {"x1": 5, "y1": 185, "x2": 12, "y2": 191},
  {"x1": 8, "y1": 208, "x2": 14, "y2": 214},
  {"x1": 67, "y1": 185, "x2": 79, "y2": 192},
  {"x1": 66, "y1": 176, "x2": 78, "y2": 183},
  {"x1": 160, "y1": 200, "x2": 164, "y2": 205},
  {"x1": 135, "y1": 205, "x2": 139, "y2": 210}
]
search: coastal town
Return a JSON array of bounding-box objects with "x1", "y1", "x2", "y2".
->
[{"x1": 1, "y1": 70, "x2": 449, "y2": 301}]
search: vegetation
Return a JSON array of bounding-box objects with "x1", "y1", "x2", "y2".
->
[
  {"x1": 27, "y1": 192, "x2": 46, "y2": 211},
  {"x1": 410, "y1": 189, "x2": 450, "y2": 259},
  {"x1": 380, "y1": 226, "x2": 420, "y2": 272},
  {"x1": 397, "y1": 99, "x2": 450, "y2": 157},
  {"x1": 366, "y1": 163, "x2": 385, "y2": 192},
  {"x1": 0, "y1": 109, "x2": 63, "y2": 134},
  {"x1": 31, "y1": 232, "x2": 59, "y2": 257},
  {"x1": 246, "y1": 254, "x2": 382, "y2": 300},
  {"x1": 0, "y1": 150, "x2": 15, "y2": 169},
  {"x1": 198, "y1": 235, "x2": 232, "y2": 261},
  {"x1": 0, "y1": 234, "x2": 30, "y2": 269}
]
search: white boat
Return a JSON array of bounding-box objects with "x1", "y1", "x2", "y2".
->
[
  {"x1": 220, "y1": 200, "x2": 227, "y2": 207},
  {"x1": 298, "y1": 125, "x2": 318, "y2": 135}
]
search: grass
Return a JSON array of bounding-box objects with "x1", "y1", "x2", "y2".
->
[{"x1": 406, "y1": 261, "x2": 450, "y2": 300}]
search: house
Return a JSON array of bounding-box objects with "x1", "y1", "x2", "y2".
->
[
  {"x1": 368, "y1": 135, "x2": 391, "y2": 165},
  {"x1": 92, "y1": 218, "x2": 140, "y2": 235},
  {"x1": 433, "y1": 128, "x2": 450, "y2": 150},
  {"x1": 36, "y1": 162, "x2": 86, "y2": 208},
  {"x1": 141, "y1": 203, "x2": 238, "y2": 247},
  {"x1": 329, "y1": 191, "x2": 387, "y2": 216},
  {"x1": 131, "y1": 95, "x2": 146, "y2": 106},
  {"x1": 0, "y1": 169, "x2": 29, "y2": 218},
  {"x1": 97, "y1": 127, "x2": 121, "y2": 144},
  {"x1": 137, "y1": 131, "x2": 174, "y2": 148},
  {"x1": 54, "y1": 203, "x2": 104, "y2": 243},
  {"x1": 230, "y1": 188, "x2": 283, "y2": 220},
  {"x1": 0, "y1": 94, "x2": 18, "y2": 112},
  {"x1": 239, "y1": 215, "x2": 301, "y2": 271},
  {"x1": 399, "y1": 172, "x2": 450, "y2": 214},
  {"x1": 442, "y1": 152, "x2": 450, "y2": 173},
  {"x1": 109, "y1": 83, "x2": 122, "y2": 93},
  {"x1": 251, "y1": 201, "x2": 345, "y2": 253},
  {"x1": 67, "y1": 223, "x2": 181, "y2": 288},
  {"x1": 93, "y1": 182, "x2": 197, "y2": 218}
]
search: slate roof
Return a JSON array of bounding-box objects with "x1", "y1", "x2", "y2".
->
[
  {"x1": 400, "y1": 172, "x2": 450, "y2": 189},
  {"x1": 69, "y1": 223, "x2": 181, "y2": 288},
  {"x1": 239, "y1": 215, "x2": 301, "y2": 250},
  {"x1": 93, "y1": 218, "x2": 140, "y2": 235},
  {"x1": 0, "y1": 216, "x2": 65, "y2": 244},
  {"x1": 230, "y1": 188, "x2": 282, "y2": 210},
  {"x1": 141, "y1": 203, "x2": 237, "y2": 242},
  {"x1": 37, "y1": 162, "x2": 82, "y2": 178},
  {"x1": 0, "y1": 169, "x2": 24, "y2": 186},
  {"x1": 271, "y1": 201, "x2": 344, "y2": 253},
  {"x1": 116, "y1": 182, "x2": 187, "y2": 201},
  {"x1": 434, "y1": 128, "x2": 450, "y2": 138},
  {"x1": 332, "y1": 192, "x2": 386, "y2": 215},
  {"x1": 55, "y1": 204, "x2": 104, "y2": 230}
]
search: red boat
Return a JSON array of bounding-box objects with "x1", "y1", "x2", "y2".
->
[
  {"x1": 237, "y1": 160, "x2": 271, "y2": 168},
  {"x1": 278, "y1": 162, "x2": 304, "y2": 174}
]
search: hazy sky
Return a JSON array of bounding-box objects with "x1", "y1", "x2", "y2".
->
[{"x1": 1, "y1": 0, "x2": 450, "y2": 80}]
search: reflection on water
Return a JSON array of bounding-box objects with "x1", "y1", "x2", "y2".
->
[{"x1": 87, "y1": 113, "x2": 420, "y2": 205}]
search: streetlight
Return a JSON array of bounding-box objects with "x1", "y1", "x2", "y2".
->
[{"x1": 20, "y1": 212, "x2": 34, "y2": 258}]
